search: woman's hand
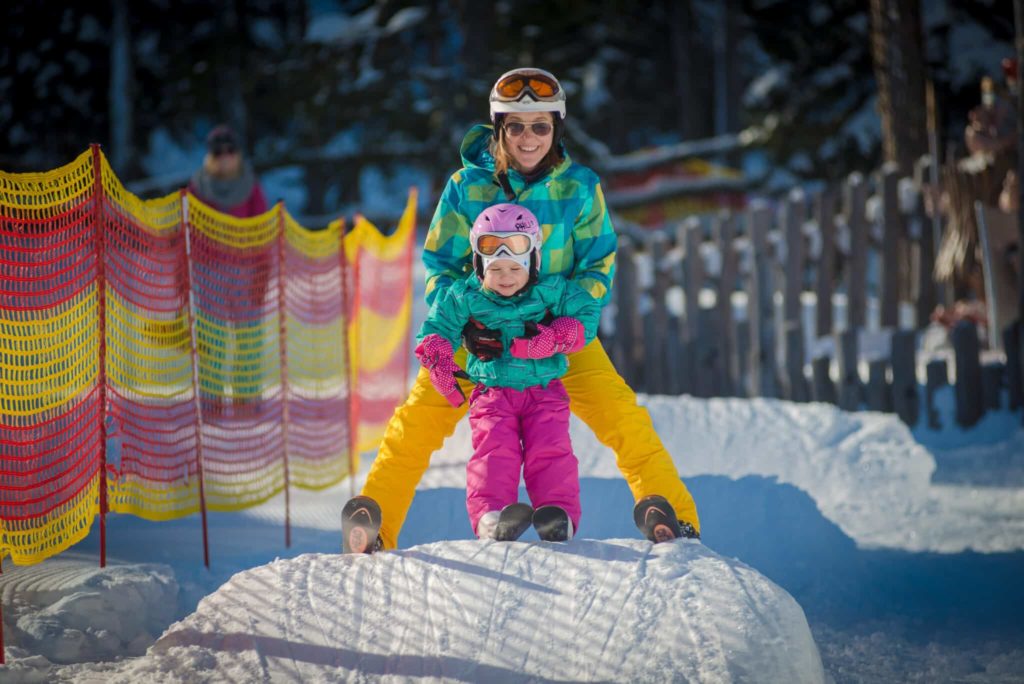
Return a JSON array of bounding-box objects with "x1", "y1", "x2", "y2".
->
[{"x1": 461, "y1": 318, "x2": 503, "y2": 361}]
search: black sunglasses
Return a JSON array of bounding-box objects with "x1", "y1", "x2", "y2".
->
[
  {"x1": 212, "y1": 144, "x2": 238, "y2": 156},
  {"x1": 503, "y1": 121, "x2": 553, "y2": 137}
]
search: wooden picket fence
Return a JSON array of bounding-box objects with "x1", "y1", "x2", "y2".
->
[{"x1": 602, "y1": 157, "x2": 1024, "y2": 429}]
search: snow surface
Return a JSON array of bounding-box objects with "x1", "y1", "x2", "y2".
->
[{"x1": 2, "y1": 249, "x2": 1024, "y2": 682}]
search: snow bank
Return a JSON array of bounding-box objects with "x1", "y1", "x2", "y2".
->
[
  {"x1": 114, "y1": 539, "x2": 821, "y2": 683},
  {"x1": 423, "y1": 394, "x2": 1024, "y2": 554},
  {"x1": 0, "y1": 557, "x2": 177, "y2": 665}
]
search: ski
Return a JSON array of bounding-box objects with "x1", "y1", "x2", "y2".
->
[
  {"x1": 342, "y1": 495, "x2": 383, "y2": 554},
  {"x1": 494, "y1": 502, "x2": 534, "y2": 541},
  {"x1": 633, "y1": 495, "x2": 685, "y2": 543},
  {"x1": 533, "y1": 505, "x2": 572, "y2": 542}
]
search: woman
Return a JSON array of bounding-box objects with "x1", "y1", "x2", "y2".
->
[
  {"x1": 188, "y1": 124, "x2": 268, "y2": 218},
  {"x1": 348, "y1": 68, "x2": 700, "y2": 551}
]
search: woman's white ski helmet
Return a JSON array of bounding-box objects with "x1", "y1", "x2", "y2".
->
[{"x1": 489, "y1": 67, "x2": 567, "y2": 123}]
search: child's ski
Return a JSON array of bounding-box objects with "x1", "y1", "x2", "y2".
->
[
  {"x1": 342, "y1": 495, "x2": 383, "y2": 554},
  {"x1": 494, "y1": 502, "x2": 534, "y2": 541},
  {"x1": 533, "y1": 505, "x2": 572, "y2": 542}
]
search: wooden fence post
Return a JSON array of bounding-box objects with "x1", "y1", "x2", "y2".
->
[
  {"x1": 913, "y1": 156, "x2": 937, "y2": 325},
  {"x1": 845, "y1": 173, "x2": 869, "y2": 331},
  {"x1": 1005, "y1": 322, "x2": 1023, "y2": 411},
  {"x1": 782, "y1": 189, "x2": 809, "y2": 402},
  {"x1": 644, "y1": 231, "x2": 672, "y2": 395},
  {"x1": 811, "y1": 356, "x2": 837, "y2": 403},
  {"x1": 815, "y1": 189, "x2": 837, "y2": 338},
  {"x1": 866, "y1": 358, "x2": 892, "y2": 412},
  {"x1": 836, "y1": 329, "x2": 861, "y2": 410},
  {"x1": 952, "y1": 320, "x2": 984, "y2": 427},
  {"x1": 926, "y1": 359, "x2": 948, "y2": 429},
  {"x1": 891, "y1": 329, "x2": 919, "y2": 425},
  {"x1": 714, "y1": 211, "x2": 739, "y2": 396},
  {"x1": 612, "y1": 236, "x2": 639, "y2": 386},
  {"x1": 679, "y1": 217, "x2": 704, "y2": 396},
  {"x1": 879, "y1": 164, "x2": 902, "y2": 329},
  {"x1": 981, "y1": 361, "x2": 1005, "y2": 410},
  {"x1": 747, "y1": 204, "x2": 780, "y2": 398},
  {"x1": 811, "y1": 189, "x2": 837, "y2": 404}
]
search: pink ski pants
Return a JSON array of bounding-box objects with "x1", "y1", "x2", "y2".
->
[{"x1": 466, "y1": 379, "x2": 581, "y2": 535}]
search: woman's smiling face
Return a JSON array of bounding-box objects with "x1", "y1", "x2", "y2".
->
[{"x1": 503, "y1": 112, "x2": 554, "y2": 174}]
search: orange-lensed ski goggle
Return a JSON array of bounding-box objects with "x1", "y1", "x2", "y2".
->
[
  {"x1": 493, "y1": 72, "x2": 561, "y2": 101},
  {"x1": 472, "y1": 232, "x2": 537, "y2": 257}
]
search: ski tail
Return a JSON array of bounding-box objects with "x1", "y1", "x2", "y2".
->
[
  {"x1": 533, "y1": 505, "x2": 573, "y2": 542},
  {"x1": 494, "y1": 502, "x2": 534, "y2": 541},
  {"x1": 342, "y1": 495, "x2": 383, "y2": 554}
]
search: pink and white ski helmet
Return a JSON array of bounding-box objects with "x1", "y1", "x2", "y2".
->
[{"x1": 470, "y1": 203, "x2": 542, "y2": 275}]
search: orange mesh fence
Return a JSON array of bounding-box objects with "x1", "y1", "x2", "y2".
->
[
  {"x1": 0, "y1": 149, "x2": 422, "y2": 569},
  {"x1": 0, "y1": 150, "x2": 103, "y2": 565},
  {"x1": 344, "y1": 190, "x2": 417, "y2": 453}
]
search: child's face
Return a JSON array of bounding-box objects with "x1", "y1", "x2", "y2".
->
[{"x1": 482, "y1": 260, "x2": 529, "y2": 296}]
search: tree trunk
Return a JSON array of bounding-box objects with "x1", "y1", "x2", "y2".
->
[
  {"x1": 668, "y1": 0, "x2": 700, "y2": 140},
  {"x1": 869, "y1": 0, "x2": 928, "y2": 175},
  {"x1": 109, "y1": 0, "x2": 133, "y2": 174},
  {"x1": 221, "y1": 0, "x2": 249, "y2": 145},
  {"x1": 714, "y1": 0, "x2": 742, "y2": 135}
]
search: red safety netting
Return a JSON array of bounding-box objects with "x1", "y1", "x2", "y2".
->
[
  {"x1": 186, "y1": 195, "x2": 285, "y2": 511},
  {"x1": 0, "y1": 150, "x2": 103, "y2": 565}
]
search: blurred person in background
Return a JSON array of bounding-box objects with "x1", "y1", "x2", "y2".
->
[{"x1": 188, "y1": 124, "x2": 268, "y2": 218}]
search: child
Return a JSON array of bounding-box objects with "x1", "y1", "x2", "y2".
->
[{"x1": 415, "y1": 203, "x2": 601, "y2": 542}]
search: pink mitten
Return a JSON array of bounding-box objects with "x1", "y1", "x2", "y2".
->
[
  {"x1": 415, "y1": 334, "x2": 467, "y2": 407},
  {"x1": 509, "y1": 317, "x2": 585, "y2": 359}
]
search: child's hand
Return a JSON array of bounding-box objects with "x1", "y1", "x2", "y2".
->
[
  {"x1": 509, "y1": 317, "x2": 585, "y2": 359},
  {"x1": 415, "y1": 334, "x2": 468, "y2": 407}
]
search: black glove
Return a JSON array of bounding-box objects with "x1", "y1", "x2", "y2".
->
[
  {"x1": 461, "y1": 318, "x2": 503, "y2": 361},
  {"x1": 520, "y1": 309, "x2": 555, "y2": 339}
]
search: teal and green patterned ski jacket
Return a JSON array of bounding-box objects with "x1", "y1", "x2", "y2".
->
[
  {"x1": 423, "y1": 124, "x2": 617, "y2": 308},
  {"x1": 418, "y1": 274, "x2": 602, "y2": 391}
]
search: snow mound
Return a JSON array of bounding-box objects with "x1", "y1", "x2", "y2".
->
[
  {"x1": 0, "y1": 557, "x2": 178, "y2": 664},
  {"x1": 140, "y1": 539, "x2": 824, "y2": 683}
]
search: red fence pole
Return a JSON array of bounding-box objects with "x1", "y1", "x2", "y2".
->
[
  {"x1": 181, "y1": 190, "x2": 211, "y2": 568},
  {"x1": 1, "y1": 561, "x2": 5, "y2": 664},
  {"x1": 339, "y1": 223, "x2": 358, "y2": 499},
  {"x1": 90, "y1": 144, "x2": 110, "y2": 569},
  {"x1": 276, "y1": 204, "x2": 292, "y2": 548}
]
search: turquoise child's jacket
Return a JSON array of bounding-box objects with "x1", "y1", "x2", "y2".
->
[
  {"x1": 418, "y1": 274, "x2": 602, "y2": 391},
  {"x1": 422, "y1": 125, "x2": 617, "y2": 308}
]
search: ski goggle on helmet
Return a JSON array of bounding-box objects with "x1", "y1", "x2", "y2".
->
[
  {"x1": 489, "y1": 68, "x2": 566, "y2": 122},
  {"x1": 470, "y1": 203, "x2": 543, "y2": 274}
]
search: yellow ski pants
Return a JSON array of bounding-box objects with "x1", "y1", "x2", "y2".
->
[{"x1": 361, "y1": 337, "x2": 700, "y2": 549}]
